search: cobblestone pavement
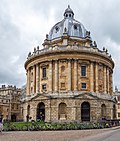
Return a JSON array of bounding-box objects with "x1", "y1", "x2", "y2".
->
[{"x1": 0, "y1": 128, "x2": 116, "y2": 141}]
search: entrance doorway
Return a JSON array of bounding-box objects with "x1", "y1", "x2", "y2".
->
[
  {"x1": 81, "y1": 102, "x2": 90, "y2": 121},
  {"x1": 36, "y1": 102, "x2": 45, "y2": 121},
  {"x1": 11, "y1": 114, "x2": 16, "y2": 122}
]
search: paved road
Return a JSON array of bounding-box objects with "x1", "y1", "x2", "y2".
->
[
  {"x1": 0, "y1": 127, "x2": 120, "y2": 141},
  {"x1": 79, "y1": 128, "x2": 120, "y2": 141}
]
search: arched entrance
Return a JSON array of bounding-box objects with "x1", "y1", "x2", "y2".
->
[
  {"x1": 81, "y1": 102, "x2": 90, "y2": 121},
  {"x1": 26, "y1": 105, "x2": 30, "y2": 122},
  {"x1": 58, "y1": 102, "x2": 67, "y2": 120},
  {"x1": 36, "y1": 102, "x2": 45, "y2": 121},
  {"x1": 101, "y1": 104, "x2": 106, "y2": 119},
  {"x1": 113, "y1": 104, "x2": 116, "y2": 119},
  {"x1": 11, "y1": 114, "x2": 16, "y2": 122}
]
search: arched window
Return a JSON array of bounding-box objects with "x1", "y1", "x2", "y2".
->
[
  {"x1": 66, "y1": 14, "x2": 68, "y2": 17},
  {"x1": 101, "y1": 104, "x2": 106, "y2": 118},
  {"x1": 81, "y1": 102, "x2": 90, "y2": 121},
  {"x1": 36, "y1": 102, "x2": 45, "y2": 121},
  {"x1": 58, "y1": 102, "x2": 67, "y2": 120}
]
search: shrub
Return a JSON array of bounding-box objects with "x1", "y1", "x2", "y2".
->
[{"x1": 3, "y1": 121, "x2": 111, "y2": 131}]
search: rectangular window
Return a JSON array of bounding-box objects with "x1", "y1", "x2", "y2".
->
[
  {"x1": 118, "y1": 113, "x2": 120, "y2": 117},
  {"x1": 42, "y1": 68, "x2": 46, "y2": 78},
  {"x1": 42, "y1": 84, "x2": 46, "y2": 91},
  {"x1": 81, "y1": 66, "x2": 86, "y2": 76},
  {"x1": 81, "y1": 83, "x2": 87, "y2": 89}
]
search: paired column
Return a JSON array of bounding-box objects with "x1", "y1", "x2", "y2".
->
[
  {"x1": 103, "y1": 66, "x2": 107, "y2": 94},
  {"x1": 36, "y1": 64, "x2": 40, "y2": 93},
  {"x1": 110, "y1": 72, "x2": 113, "y2": 95},
  {"x1": 33, "y1": 65, "x2": 36, "y2": 93},
  {"x1": 27, "y1": 68, "x2": 30, "y2": 95},
  {"x1": 90, "y1": 62, "x2": 94, "y2": 92},
  {"x1": 107, "y1": 67, "x2": 110, "y2": 94},
  {"x1": 95, "y1": 62, "x2": 99, "y2": 93},
  {"x1": 55, "y1": 60, "x2": 58, "y2": 92},
  {"x1": 74, "y1": 59, "x2": 78, "y2": 91},
  {"x1": 68, "y1": 60, "x2": 71, "y2": 91},
  {"x1": 49, "y1": 61, "x2": 52, "y2": 92}
]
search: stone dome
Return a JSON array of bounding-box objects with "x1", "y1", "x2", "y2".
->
[{"x1": 48, "y1": 5, "x2": 90, "y2": 41}]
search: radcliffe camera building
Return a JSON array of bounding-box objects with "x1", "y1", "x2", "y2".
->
[{"x1": 22, "y1": 6, "x2": 116, "y2": 122}]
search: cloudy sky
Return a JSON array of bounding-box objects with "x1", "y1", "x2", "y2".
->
[{"x1": 0, "y1": 0, "x2": 120, "y2": 90}]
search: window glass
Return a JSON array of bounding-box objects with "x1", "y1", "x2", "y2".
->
[
  {"x1": 81, "y1": 83, "x2": 86, "y2": 89},
  {"x1": 42, "y1": 84, "x2": 46, "y2": 90},
  {"x1": 81, "y1": 66, "x2": 86, "y2": 76},
  {"x1": 43, "y1": 68, "x2": 46, "y2": 78}
]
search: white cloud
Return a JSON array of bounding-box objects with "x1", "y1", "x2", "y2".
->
[{"x1": 10, "y1": 56, "x2": 19, "y2": 64}]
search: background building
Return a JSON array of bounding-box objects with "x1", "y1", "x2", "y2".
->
[
  {"x1": 0, "y1": 85, "x2": 22, "y2": 121},
  {"x1": 22, "y1": 6, "x2": 116, "y2": 122},
  {"x1": 113, "y1": 87, "x2": 120, "y2": 119}
]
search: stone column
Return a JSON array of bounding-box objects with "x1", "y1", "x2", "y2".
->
[
  {"x1": 95, "y1": 62, "x2": 98, "y2": 93},
  {"x1": 33, "y1": 65, "x2": 36, "y2": 93},
  {"x1": 27, "y1": 68, "x2": 30, "y2": 95},
  {"x1": 39, "y1": 66, "x2": 41, "y2": 93},
  {"x1": 74, "y1": 59, "x2": 78, "y2": 91},
  {"x1": 104, "y1": 65, "x2": 107, "y2": 94},
  {"x1": 49, "y1": 61, "x2": 52, "y2": 92},
  {"x1": 68, "y1": 59, "x2": 71, "y2": 91},
  {"x1": 90, "y1": 62, "x2": 94, "y2": 92},
  {"x1": 110, "y1": 72, "x2": 113, "y2": 95},
  {"x1": 107, "y1": 67, "x2": 110, "y2": 94},
  {"x1": 36, "y1": 64, "x2": 39, "y2": 93},
  {"x1": 55, "y1": 60, "x2": 58, "y2": 92}
]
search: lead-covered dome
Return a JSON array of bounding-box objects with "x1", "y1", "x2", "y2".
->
[{"x1": 48, "y1": 5, "x2": 90, "y2": 41}]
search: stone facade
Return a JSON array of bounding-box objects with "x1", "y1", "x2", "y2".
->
[
  {"x1": 22, "y1": 6, "x2": 116, "y2": 122},
  {"x1": 0, "y1": 85, "x2": 22, "y2": 121},
  {"x1": 113, "y1": 88, "x2": 120, "y2": 119}
]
